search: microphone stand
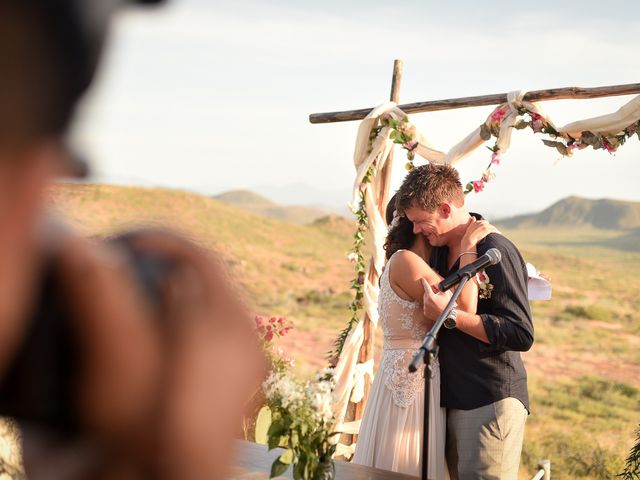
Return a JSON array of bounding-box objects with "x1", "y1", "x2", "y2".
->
[{"x1": 409, "y1": 274, "x2": 471, "y2": 480}]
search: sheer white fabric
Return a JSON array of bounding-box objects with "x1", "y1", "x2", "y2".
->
[{"x1": 352, "y1": 252, "x2": 448, "y2": 479}]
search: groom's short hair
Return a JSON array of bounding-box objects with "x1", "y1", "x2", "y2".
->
[{"x1": 396, "y1": 163, "x2": 464, "y2": 213}]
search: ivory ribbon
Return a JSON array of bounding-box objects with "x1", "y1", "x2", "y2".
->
[{"x1": 350, "y1": 359, "x2": 375, "y2": 404}]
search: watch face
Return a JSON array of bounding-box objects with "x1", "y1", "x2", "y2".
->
[{"x1": 444, "y1": 316, "x2": 456, "y2": 329}]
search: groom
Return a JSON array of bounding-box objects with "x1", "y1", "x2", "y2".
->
[{"x1": 395, "y1": 164, "x2": 534, "y2": 480}]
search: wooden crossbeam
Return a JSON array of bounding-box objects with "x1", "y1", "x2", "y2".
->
[{"x1": 309, "y1": 82, "x2": 640, "y2": 124}]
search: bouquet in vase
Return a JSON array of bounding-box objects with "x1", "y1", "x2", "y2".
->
[{"x1": 258, "y1": 368, "x2": 339, "y2": 480}]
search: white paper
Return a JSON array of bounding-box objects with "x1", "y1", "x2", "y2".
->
[{"x1": 526, "y1": 262, "x2": 552, "y2": 301}]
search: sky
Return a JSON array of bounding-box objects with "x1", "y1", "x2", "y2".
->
[{"x1": 72, "y1": 0, "x2": 640, "y2": 218}]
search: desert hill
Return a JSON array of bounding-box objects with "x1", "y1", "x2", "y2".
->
[
  {"x1": 213, "y1": 189, "x2": 332, "y2": 224},
  {"x1": 497, "y1": 196, "x2": 640, "y2": 230}
]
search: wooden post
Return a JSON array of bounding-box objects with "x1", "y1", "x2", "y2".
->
[
  {"x1": 379, "y1": 59, "x2": 404, "y2": 210},
  {"x1": 352, "y1": 59, "x2": 404, "y2": 438}
]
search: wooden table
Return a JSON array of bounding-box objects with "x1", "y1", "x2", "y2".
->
[{"x1": 234, "y1": 440, "x2": 419, "y2": 480}]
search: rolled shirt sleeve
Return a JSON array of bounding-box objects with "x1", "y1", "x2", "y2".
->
[{"x1": 478, "y1": 237, "x2": 534, "y2": 352}]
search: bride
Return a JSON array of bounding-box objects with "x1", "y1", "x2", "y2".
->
[{"x1": 352, "y1": 194, "x2": 497, "y2": 478}]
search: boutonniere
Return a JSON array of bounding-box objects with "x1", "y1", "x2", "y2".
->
[{"x1": 476, "y1": 271, "x2": 494, "y2": 300}]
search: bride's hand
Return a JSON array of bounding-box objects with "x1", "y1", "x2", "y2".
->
[
  {"x1": 420, "y1": 278, "x2": 452, "y2": 323},
  {"x1": 460, "y1": 217, "x2": 500, "y2": 251}
]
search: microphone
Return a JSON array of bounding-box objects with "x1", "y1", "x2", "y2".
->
[{"x1": 438, "y1": 248, "x2": 502, "y2": 292}]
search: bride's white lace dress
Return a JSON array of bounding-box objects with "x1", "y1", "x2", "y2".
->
[{"x1": 352, "y1": 251, "x2": 448, "y2": 479}]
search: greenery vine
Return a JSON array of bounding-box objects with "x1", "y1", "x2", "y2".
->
[
  {"x1": 619, "y1": 424, "x2": 640, "y2": 479},
  {"x1": 331, "y1": 115, "x2": 421, "y2": 359}
]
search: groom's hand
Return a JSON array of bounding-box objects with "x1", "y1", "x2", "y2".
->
[{"x1": 420, "y1": 278, "x2": 450, "y2": 322}]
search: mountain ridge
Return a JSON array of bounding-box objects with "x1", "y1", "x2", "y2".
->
[
  {"x1": 212, "y1": 189, "x2": 338, "y2": 225},
  {"x1": 496, "y1": 196, "x2": 640, "y2": 230}
]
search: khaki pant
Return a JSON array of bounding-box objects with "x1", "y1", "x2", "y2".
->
[{"x1": 446, "y1": 397, "x2": 527, "y2": 480}]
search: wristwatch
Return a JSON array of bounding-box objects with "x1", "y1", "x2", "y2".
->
[{"x1": 443, "y1": 307, "x2": 458, "y2": 329}]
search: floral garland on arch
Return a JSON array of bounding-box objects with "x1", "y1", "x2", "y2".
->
[
  {"x1": 370, "y1": 104, "x2": 640, "y2": 196},
  {"x1": 468, "y1": 105, "x2": 640, "y2": 193}
]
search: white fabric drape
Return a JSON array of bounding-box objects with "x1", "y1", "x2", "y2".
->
[{"x1": 333, "y1": 104, "x2": 399, "y2": 455}]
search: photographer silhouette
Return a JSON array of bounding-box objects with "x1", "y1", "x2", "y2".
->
[{"x1": 0, "y1": 1, "x2": 265, "y2": 478}]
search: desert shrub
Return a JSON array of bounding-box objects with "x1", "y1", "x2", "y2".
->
[
  {"x1": 562, "y1": 304, "x2": 612, "y2": 321},
  {"x1": 619, "y1": 425, "x2": 640, "y2": 479}
]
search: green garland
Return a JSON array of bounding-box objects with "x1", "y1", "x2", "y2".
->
[
  {"x1": 330, "y1": 171, "x2": 371, "y2": 359},
  {"x1": 330, "y1": 115, "x2": 421, "y2": 359}
]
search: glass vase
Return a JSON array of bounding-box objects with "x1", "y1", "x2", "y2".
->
[{"x1": 312, "y1": 457, "x2": 335, "y2": 480}]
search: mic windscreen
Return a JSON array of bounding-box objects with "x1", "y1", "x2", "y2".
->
[{"x1": 486, "y1": 248, "x2": 501, "y2": 265}]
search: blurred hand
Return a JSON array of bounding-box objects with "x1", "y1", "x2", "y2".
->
[
  {"x1": 51, "y1": 227, "x2": 265, "y2": 479},
  {"x1": 54, "y1": 230, "x2": 163, "y2": 472},
  {"x1": 0, "y1": 145, "x2": 60, "y2": 379},
  {"x1": 125, "y1": 230, "x2": 266, "y2": 480}
]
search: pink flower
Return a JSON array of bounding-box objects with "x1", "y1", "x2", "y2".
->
[
  {"x1": 403, "y1": 140, "x2": 419, "y2": 151},
  {"x1": 531, "y1": 119, "x2": 544, "y2": 133},
  {"x1": 490, "y1": 107, "x2": 507, "y2": 124},
  {"x1": 255, "y1": 315, "x2": 264, "y2": 326},
  {"x1": 491, "y1": 152, "x2": 501, "y2": 165},
  {"x1": 265, "y1": 331, "x2": 274, "y2": 342},
  {"x1": 477, "y1": 271, "x2": 488, "y2": 283},
  {"x1": 277, "y1": 317, "x2": 284, "y2": 325},
  {"x1": 269, "y1": 316, "x2": 276, "y2": 324},
  {"x1": 473, "y1": 180, "x2": 485, "y2": 193},
  {"x1": 603, "y1": 140, "x2": 616, "y2": 154},
  {"x1": 568, "y1": 142, "x2": 587, "y2": 151},
  {"x1": 529, "y1": 112, "x2": 544, "y2": 122}
]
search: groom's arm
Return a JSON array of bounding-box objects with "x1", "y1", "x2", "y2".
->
[
  {"x1": 423, "y1": 237, "x2": 533, "y2": 351},
  {"x1": 476, "y1": 236, "x2": 534, "y2": 352}
]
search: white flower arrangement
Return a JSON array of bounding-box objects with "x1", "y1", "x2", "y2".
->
[{"x1": 258, "y1": 368, "x2": 339, "y2": 479}]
